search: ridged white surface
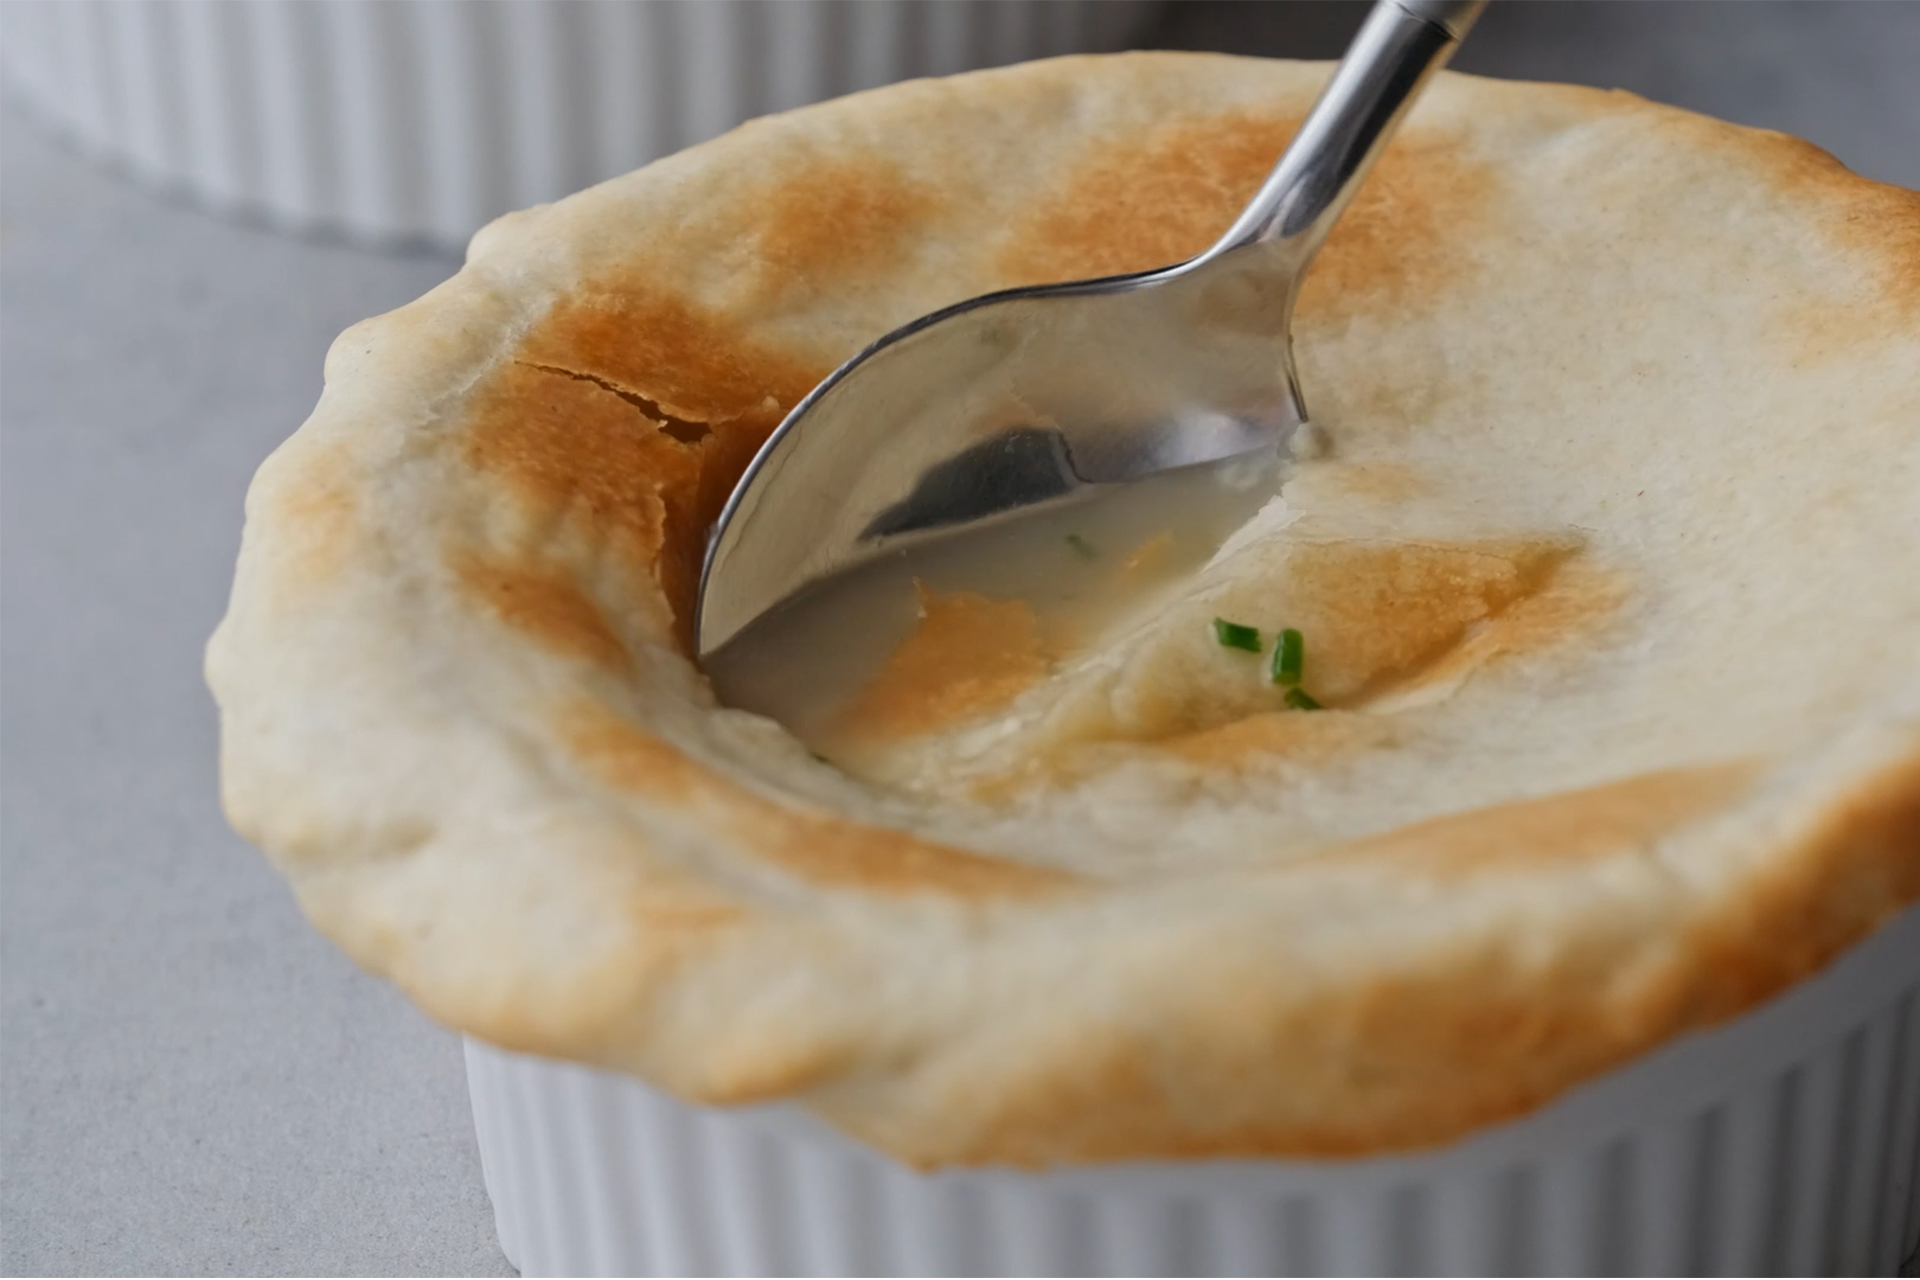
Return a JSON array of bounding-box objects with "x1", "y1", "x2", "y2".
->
[
  {"x1": 466, "y1": 905, "x2": 1920, "y2": 1276},
  {"x1": 0, "y1": 0, "x2": 1158, "y2": 250}
]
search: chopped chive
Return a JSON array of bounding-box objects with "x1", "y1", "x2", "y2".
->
[
  {"x1": 1284, "y1": 687, "x2": 1323, "y2": 711},
  {"x1": 1065, "y1": 533, "x2": 1099, "y2": 561},
  {"x1": 1271, "y1": 627, "x2": 1304, "y2": 685},
  {"x1": 1212, "y1": 618, "x2": 1262, "y2": 653}
]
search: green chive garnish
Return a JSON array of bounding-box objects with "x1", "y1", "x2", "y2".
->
[
  {"x1": 1284, "y1": 687, "x2": 1323, "y2": 711},
  {"x1": 1065, "y1": 533, "x2": 1098, "y2": 561},
  {"x1": 1271, "y1": 627, "x2": 1304, "y2": 685},
  {"x1": 1213, "y1": 618, "x2": 1261, "y2": 653}
]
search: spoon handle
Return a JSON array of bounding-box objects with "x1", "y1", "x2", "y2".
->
[{"x1": 1210, "y1": 0, "x2": 1486, "y2": 261}]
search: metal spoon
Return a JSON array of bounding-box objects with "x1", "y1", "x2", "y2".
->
[{"x1": 697, "y1": 0, "x2": 1485, "y2": 659}]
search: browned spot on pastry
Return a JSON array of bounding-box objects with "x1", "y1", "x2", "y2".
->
[
  {"x1": 462, "y1": 361, "x2": 705, "y2": 649},
  {"x1": 1138, "y1": 560, "x2": 1621, "y2": 770},
  {"x1": 999, "y1": 111, "x2": 1304, "y2": 285},
  {"x1": 519, "y1": 361, "x2": 714, "y2": 444},
  {"x1": 457, "y1": 556, "x2": 630, "y2": 671},
  {"x1": 688, "y1": 414, "x2": 777, "y2": 554},
  {"x1": 1319, "y1": 759, "x2": 1763, "y2": 877},
  {"x1": 465, "y1": 362, "x2": 695, "y2": 557},
  {"x1": 747, "y1": 159, "x2": 936, "y2": 299},
  {"x1": 835, "y1": 585, "x2": 1050, "y2": 745},
  {"x1": 854, "y1": 537, "x2": 1610, "y2": 792},
  {"x1": 1284, "y1": 537, "x2": 1576, "y2": 703},
  {"x1": 503, "y1": 280, "x2": 837, "y2": 644},
  {"x1": 564, "y1": 703, "x2": 1074, "y2": 897},
  {"x1": 1376, "y1": 560, "x2": 1628, "y2": 705},
  {"x1": 518, "y1": 279, "x2": 822, "y2": 430},
  {"x1": 998, "y1": 109, "x2": 1493, "y2": 320}
]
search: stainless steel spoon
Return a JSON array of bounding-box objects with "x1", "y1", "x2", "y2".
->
[{"x1": 697, "y1": 0, "x2": 1485, "y2": 659}]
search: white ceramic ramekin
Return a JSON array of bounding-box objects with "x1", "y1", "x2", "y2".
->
[
  {"x1": 465, "y1": 904, "x2": 1920, "y2": 1276},
  {"x1": 0, "y1": 0, "x2": 1159, "y2": 251}
]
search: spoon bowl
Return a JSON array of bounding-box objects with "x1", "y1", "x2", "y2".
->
[{"x1": 697, "y1": 0, "x2": 1484, "y2": 659}]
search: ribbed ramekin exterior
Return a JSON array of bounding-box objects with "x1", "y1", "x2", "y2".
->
[
  {"x1": 0, "y1": 0, "x2": 1159, "y2": 250},
  {"x1": 465, "y1": 906, "x2": 1920, "y2": 1276}
]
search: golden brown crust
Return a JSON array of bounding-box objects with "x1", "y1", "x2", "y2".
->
[
  {"x1": 207, "y1": 53, "x2": 1920, "y2": 1168},
  {"x1": 823, "y1": 746, "x2": 1920, "y2": 1167}
]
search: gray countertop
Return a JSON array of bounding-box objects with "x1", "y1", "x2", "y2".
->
[{"x1": 3, "y1": 3, "x2": 1915, "y2": 1274}]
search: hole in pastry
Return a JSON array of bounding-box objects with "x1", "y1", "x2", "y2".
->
[{"x1": 704, "y1": 438, "x2": 1623, "y2": 797}]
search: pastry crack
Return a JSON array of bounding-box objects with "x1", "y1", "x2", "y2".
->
[{"x1": 516, "y1": 360, "x2": 715, "y2": 444}]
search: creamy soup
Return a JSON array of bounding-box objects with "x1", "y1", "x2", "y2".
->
[{"x1": 705, "y1": 451, "x2": 1286, "y2": 761}]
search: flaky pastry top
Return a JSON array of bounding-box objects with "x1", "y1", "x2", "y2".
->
[{"x1": 208, "y1": 54, "x2": 1920, "y2": 1167}]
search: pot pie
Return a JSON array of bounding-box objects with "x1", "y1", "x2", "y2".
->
[{"x1": 208, "y1": 53, "x2": 1920, "y2": 1168}]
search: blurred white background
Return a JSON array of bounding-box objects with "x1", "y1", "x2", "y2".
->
[{"x1": 4, "y1": 1, "x2": 1913, "y2": 250}]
